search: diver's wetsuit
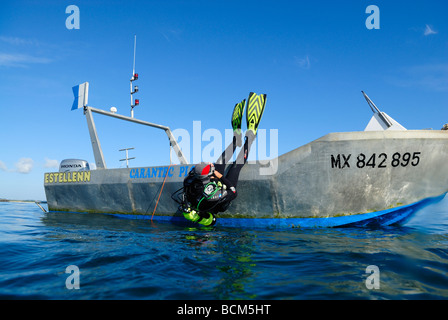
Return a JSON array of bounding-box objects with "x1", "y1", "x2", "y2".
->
[{"x1": 186, "y1": 130, "x2": 256, "y2": 216}]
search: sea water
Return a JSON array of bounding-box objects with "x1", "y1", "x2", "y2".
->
[{"x1": 1, "y1": 197, "x2": 448, "y2": 300}]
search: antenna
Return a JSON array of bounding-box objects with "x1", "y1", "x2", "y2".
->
[
  {"x1": 362, "y1": 91, "x2": 393, "y2": 128},
  {"x1": 361, "y1": 91, "x2": 381, "y2": 114},
  {"x1": 132, "y1": 34, "x2": 136, "y2": 76},
  {"x1": 119, "y1": 147, "x2": 135, "y2": 168},
  {"x1": 130, "y1": 35, "x2": 139, "y2": 118}
]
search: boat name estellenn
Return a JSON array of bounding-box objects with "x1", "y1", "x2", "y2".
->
[{"x1": 45, "y1": 171, "x2": 91, "y2": 184}]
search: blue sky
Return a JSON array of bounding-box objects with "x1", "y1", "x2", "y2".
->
[{"x1": 0, "y1": 0, "x2": 447, "y2": 200}]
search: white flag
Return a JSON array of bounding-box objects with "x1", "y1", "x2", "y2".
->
[{"x1": 71, "y1": 82, "x2": 89, "y2": 110}]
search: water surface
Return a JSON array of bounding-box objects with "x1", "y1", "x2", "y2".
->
[{"x1": 1, "y1": 198, "x2": 448, "y2": 300}]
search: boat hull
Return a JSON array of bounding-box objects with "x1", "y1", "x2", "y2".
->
[{"x1": 44, "y1": 130, "x2": 448, "y2": 227}]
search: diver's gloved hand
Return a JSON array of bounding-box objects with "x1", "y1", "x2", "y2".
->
[
  {"x1": 197, "y1": 212, "x2": 216, "y2": 227},
  {"x1": 182, "y1": 206, "x2": 200, "y2": 222},
  {"x1": 182, "y1": 207, "x2": 216, "y2": 226},
  {"x1": 181, "y1": 203, "x2": 216, "y2": 226}
]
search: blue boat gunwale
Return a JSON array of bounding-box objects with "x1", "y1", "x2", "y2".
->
[{"x1": 79, "y1": 192, "x2": 447, "y2": 229}]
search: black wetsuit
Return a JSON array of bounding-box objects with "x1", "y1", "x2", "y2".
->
[{"x1": 185, "y1": 130, "x2": 256, "y2": 216}]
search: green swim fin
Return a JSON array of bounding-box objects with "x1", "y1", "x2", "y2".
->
[
  {"x1": 246, "y1": 92, "x2": 267, "y2": 135},
  {"x1": 231, "y1": 99, "x2": 246, "y2": 135}
]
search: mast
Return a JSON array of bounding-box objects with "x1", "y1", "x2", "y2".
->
[{"x1": 130, "y1": 35, "x2": 139, "y2": 118}]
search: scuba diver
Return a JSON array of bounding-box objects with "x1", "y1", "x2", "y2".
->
[{"x1": 172, "y1": 92, "x2": 267, "y2": 226}]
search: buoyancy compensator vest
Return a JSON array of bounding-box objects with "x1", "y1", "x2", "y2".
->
[{"x1": 183, "y1": 167, "x2": 229, "y2": 213}]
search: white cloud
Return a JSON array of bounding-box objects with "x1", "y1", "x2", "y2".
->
[
  {"x1": 385, "y1": 63, "x2": 448, "y2": 92},
  {"x1": 158, "y1": 28, "x2": 183, "y2": 42},
  {"x1": 0, "y1": 53, "x2": 52, "y2": 67},
  {"x1": 44, "y1": 158, "x2": 59, "y2": 168},
  {"x1": 0, "y1": 36, "x2": 50, "y2": 67},
  {"x1": 424, "y1": 24, "x2": 437, "y2": 36},
  {"x1": 15, "y1": 158, "x2": 34, "y2": 174},
  {"x1": 0, "y1": 36, "x2": 40, "y2": 46},
  {"x1": 0, "y1": 158, "x2": 58, "y2": 173},
  {"x1": 0, "y1": 161, "x2": 8, "y2": 171},
  {"x1": 294, "y1": 55, "x2": 311, "y2": 70}
]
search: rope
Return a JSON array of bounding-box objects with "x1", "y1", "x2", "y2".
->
[{"x1": 151, "y1": 163, "x2": 173, "y2": 221}]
